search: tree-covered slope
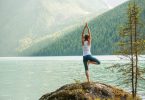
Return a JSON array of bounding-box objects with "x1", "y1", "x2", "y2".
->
[
  {"x1": 0, "y1": 0, "x2": 111, "y2": 56},
  {"x1": 21, "y1": 0, "x2": 145, "y2": 56}
]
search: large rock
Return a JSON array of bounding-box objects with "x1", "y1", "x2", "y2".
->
[{"x1": 39, "y1": 82, "x2": 138, "y2": 100}]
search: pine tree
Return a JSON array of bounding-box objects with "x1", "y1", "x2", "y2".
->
[{"x1": 109, "y1": 1, "x2": 145, "y2": 100}]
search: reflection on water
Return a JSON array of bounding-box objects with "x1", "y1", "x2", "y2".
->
[{"x1": 0, "y1": 56, "x2": 144, "y2": 100}]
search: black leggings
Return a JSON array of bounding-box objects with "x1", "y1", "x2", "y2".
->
[{"x1": 83, "y1": 55, "x2": 100, "y2": 71}]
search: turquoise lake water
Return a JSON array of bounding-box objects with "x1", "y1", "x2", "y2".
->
[{"x1": 0, "y1": 56, "x2": 144, "y2": 100}]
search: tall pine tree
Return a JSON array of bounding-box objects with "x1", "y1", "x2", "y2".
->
[{"x1": 109, "y1": 1, "x2": 145, "y2": 99}]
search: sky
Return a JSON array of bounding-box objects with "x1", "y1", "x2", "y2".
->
[{"x1": 102, "y1": 0, "x2": 128, "y2": 9}]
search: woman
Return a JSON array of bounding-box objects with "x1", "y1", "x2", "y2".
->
[{"x1": 82, "y1": 23, "x2": 101, "y2": 82}]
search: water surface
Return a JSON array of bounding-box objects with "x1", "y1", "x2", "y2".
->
[{"x1": 0, "y1": 56, "x2": 144, "y2": 100}]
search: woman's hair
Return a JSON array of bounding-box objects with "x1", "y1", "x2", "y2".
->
[{"x1": 84, "y1": 35, "x2": 89, "y2": 41}]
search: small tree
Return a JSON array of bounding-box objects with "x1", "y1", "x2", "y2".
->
[{"x1": 109, "y1": 1, "x2": 145, "y2": 100}]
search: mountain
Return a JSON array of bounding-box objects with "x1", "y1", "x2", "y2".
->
[
  {"x1": 20, "y1": 0, "x2": 145, "y2": 56},
  {"x1": 0, "y1": 0, "x2": 116, "y2": 56}
]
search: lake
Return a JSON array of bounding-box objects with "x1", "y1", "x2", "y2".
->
[{"x1": 0, "y1": 56, "x2": 144, "y2": 100}]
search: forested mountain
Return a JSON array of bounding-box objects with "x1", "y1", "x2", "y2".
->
[
  {"x1": 0, "y1": 0, "x2": 112, "y2": 56},
  {"x1": 20, "y1": 0, "x2": 145, "y2": 56}
]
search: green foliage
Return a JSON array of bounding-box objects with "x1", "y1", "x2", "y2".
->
[
  {"x1": 108, "y1": 1, "x2": 145, "y2": 99},
  {"x1": 20, "y1": 0, "x2": 145, "y2": 56}
]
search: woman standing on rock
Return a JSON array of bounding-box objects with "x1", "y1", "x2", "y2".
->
[{"x1": 82, "y1": 23, "x2": 101, "y2": 82}]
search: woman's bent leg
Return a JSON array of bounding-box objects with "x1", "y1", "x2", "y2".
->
[
  {"x1": 88, "y1": 61, "x2": 97, "y2": 64},
  {"x1": 88, "y1": 55, "x2": 101, "y2": 65}
]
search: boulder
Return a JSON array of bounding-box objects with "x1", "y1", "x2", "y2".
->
[{"x1": 39, "y1": 82, "x2": 138, "y2": 100}]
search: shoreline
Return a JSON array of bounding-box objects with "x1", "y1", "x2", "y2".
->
[{"x1": 0, "y1": 55, "x2": 145, "y2": 61}]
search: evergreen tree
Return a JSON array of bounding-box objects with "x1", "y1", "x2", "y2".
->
[{"x1": 109, "y1": 1, "x2": 145, "y2": 99}]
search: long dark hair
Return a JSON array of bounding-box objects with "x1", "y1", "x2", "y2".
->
[{"x1": 84, "y1": 35, "x2": 89, "y2": 41}]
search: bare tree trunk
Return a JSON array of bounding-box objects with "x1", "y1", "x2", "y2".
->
[
  {"x1": 133, "y1": 3, "x2": 138, "y2": 99},
  {"x1": 129, "y1": 4, "x2": 135, "y2": 98}
]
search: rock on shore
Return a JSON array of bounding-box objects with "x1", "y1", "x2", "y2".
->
[{"x1": 39, "y1": 82, "x2": 138, "y2": 100}]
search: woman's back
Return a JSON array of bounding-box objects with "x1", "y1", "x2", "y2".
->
[{"x1": 83, "y1": 41, "x2": 91, "y2": 56}]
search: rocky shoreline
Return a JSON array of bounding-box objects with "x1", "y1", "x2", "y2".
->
[{"x1": 39, "y1": 82, "x2": 141, "y2": 100}]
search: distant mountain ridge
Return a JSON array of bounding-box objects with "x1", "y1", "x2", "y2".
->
[
  {"x1": 0, "y1": 0, "x2": 111, "y2": 56},
  {"x1": 20, "y1": 0, "x2": 145, "y2": 56}
]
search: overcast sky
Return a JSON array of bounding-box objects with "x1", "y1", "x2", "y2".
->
[{"x1": 102, "y1": 0, "x2": 129, "y2": 9}]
